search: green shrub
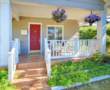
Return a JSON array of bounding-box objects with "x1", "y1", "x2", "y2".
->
[
  {"x1": 79, "y1": 26, "x2": 97, "y2": 39},
  {"x1": 106, "y1": 24, "x2": 110, "y2": 35},
  {"x1": 0, "y1": 68, "x2": 19, "y2": 90}
]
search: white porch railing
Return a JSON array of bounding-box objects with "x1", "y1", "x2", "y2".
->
[
  {"x1": 44, "y1": 38, "x2": 101, "y2": 77},
  {"x1": 45, "y1": 38, "x2": 51, "y2": 77},
  {"x1": 11, "y1": 41, "x2": 21, "y2": 54},
  {"x1": 7, "y1": 38, "x2": 20, "y2": 81},
  {"x1": 78, "y1": 39, "x2": 101, "y2": 55}
]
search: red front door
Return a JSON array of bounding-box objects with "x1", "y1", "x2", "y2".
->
[{"x1": 30, "y1": 24, "x2": 40, "y2": 51}]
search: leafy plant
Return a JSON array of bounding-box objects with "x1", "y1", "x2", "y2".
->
[
  {"x1": 91, "y1": 50, "x2": 103, "y2": 64},
  {"x1": 0, "y1": 68, "x2": 19, "y2": 90},
  {"x1": 49, "y1": 55, "x2": 110, "y2": 87}
]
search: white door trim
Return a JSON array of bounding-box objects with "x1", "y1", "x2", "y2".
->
[
  {"x1": 28, "y1": 22, "x2": 42, "y2": 54},
  {"x1": 46, "y1": 25, "x2": 64, "y2": 40}
]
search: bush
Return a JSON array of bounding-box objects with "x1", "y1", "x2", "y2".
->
[
  {"x1": 0, "y1": 68, "x2": 18, "y2": 90},
  {"x1": 79, "y1": 26, "x2": 97, "y2": 39}
]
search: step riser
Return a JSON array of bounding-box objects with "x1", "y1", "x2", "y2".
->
[
  {"x1": 26, "y1": 69, "x2": 47, "y2": 76},
  {"x1": 13, "y1": 78, "x2": 48, "y2": 87},
  {"x1": 15, "y1": 69, "x2": 47, "y2": 77}
]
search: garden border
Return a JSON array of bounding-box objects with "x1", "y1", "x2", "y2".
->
[{"x1": 51, "y1": 75, "x2": 110, "y2": 90}]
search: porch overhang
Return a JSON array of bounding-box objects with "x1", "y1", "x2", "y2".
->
[
  {"x1": 11, "y1": 0, "x2": 103, "y2": 25},
  {"x1": 12, "y1": 0, "x2": 105, "y2": 11}
]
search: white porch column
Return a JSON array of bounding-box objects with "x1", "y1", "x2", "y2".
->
[
  {"x1": 0, "y1": 0, "x2": 12, "y2": 66},
  {"x1": 97, "y1": 11, "x2": 107, "y2": 53}
]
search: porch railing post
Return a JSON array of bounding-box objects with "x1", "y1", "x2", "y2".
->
[
  {"x1": 8, "y1": 54, "x2": 13, "y2": 81},
  {"x1": 74, "y1": 38, "x2": 78, "y2": 54},
  {"x1": 45, "y1": 38, "x2": 47, "y2": 61},
  {"x1": 47, "y1": 50, "x2": 51, "y2": 77},
  {"x1": 15, "y1": 38, "x2": 19, "y2": 64}
]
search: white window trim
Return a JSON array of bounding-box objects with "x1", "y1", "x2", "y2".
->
[
  {"x1": 46, "y1": 25, "x2": 64, "y2": 40},
  {"x1": 28, "y1": 22, "x2": 42, "y2": 54}
]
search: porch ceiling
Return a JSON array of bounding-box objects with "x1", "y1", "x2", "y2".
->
[{"x1": 12, "y1": 1, "x2": 101, "y2": 23}]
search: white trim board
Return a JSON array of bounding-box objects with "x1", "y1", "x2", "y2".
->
[
  {"x1": 46, "y1": 25, "x2": 64, "y2": 40},
  {"x1": 28, "y1": 22, "x2": 42, "y2": 54},
  {"x1": 51, "y1": 75, "x2": 110, "y2": 90}
]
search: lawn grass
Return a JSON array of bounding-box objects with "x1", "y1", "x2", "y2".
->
[{"x1": 64, "y1": 78, "x2": 110, "y2": 90}]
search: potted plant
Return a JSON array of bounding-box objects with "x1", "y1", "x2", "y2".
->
[
  {"x1": 52, "y1": 8, "x2": 68, "y2": 23},
  {"x1": 84, "y1": 13, "x2": 101, "y2": 26}
]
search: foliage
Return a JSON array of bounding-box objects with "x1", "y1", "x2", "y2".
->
[
  {"x1": 79, "y1": 26, "x2": 97, "y2": 39},
  {"x1": 49, "y1": 50, "x2": 110, "y2": 87},
  {"x1": 91, "y1": 50, "x2": 103, "y2": 64},
  {"x1": 52, "y1": 8, "x2": 68, "y2": 23},
  {"x1": 0, "y1": 68, "x2": 19, "y2": 90},
  {"x1": 48, "y1": 63, "x2": 110, "y2": 87},
  {"x1": 84, "y1": 14, "x2": 101, "y2": 23}
]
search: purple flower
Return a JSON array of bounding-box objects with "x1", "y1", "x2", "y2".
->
[
  {"x1": 57, "y1": 8, "x2": 60, "y2": 12},
  {"x1": 61, "y1": 9, "x2": 66, "y2": 14},
  {"x1": 84, "y1": 14, "x2": 101, "y2": 23},
  {"x1": 52, "y1": 8, "x2": 68, "y2": 22}
]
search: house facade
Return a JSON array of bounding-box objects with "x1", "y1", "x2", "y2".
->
[{"x1": 0, "y1": 0, "x2": 110, "y2": 66}]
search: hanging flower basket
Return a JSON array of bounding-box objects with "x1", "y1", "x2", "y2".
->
[
  {"x1": 52, "y1": 8, "x2": 68, "y2": 23},
  {"x1": 84, "y1": 14, "x2": 101, "y2": 26}
]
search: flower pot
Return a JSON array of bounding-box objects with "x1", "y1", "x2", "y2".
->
[
  {"x1": 56, "y1": 20, "x2": 61, "y2": 23},
  {"x1": 89, "y1": 23, "x2": 92, "y2": 26}
]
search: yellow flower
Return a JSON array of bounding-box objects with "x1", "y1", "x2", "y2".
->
[
  {"x1": 95, "y1": 59, "x2": 98, "y2": 61},
  {"x1": 97, "y1": 46, "x2": 101, "y2": 49},
  {"x1": 103, "y1": 52, "x2": 106, "y2": 54}
]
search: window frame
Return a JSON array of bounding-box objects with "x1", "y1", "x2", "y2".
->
[{"x1": 46, "y1": 25, "x2": 64, "y2": 40}]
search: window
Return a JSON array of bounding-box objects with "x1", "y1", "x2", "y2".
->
[{"x1": 47, "y1": 26, "x2": 63, "y2": 40}]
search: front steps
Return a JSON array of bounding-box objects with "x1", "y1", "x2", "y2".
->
[{"x1": 13, "y1": 61, "x2": 51, "y2": 90}]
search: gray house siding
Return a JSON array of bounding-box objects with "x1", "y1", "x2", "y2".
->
[{"x1": 12, "y1": 17, "x2": 79, "y2": 54}]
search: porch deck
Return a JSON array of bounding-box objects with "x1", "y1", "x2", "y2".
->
[{"x1": 19, "y1": 54, "x2": 93, "y2": 64}]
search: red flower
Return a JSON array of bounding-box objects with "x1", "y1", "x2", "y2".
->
[{"x1": 53, "y1": 67, "x2": 55, "y2": 69}]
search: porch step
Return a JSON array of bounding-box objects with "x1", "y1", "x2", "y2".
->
[
  {"x1": 15, "y1": 68, "x2": 47, "y2": 78},
  {"x1": 52, "y1": 55, "x2": 93, "y2": 64},
  {"x1": 13, "y1": 61, "x2": 50, "y2": 90},
  {"x1": 17, "y1": 61, "x2": 46, "y2": 70}
]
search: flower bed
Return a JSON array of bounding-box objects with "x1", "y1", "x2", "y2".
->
[{"x1": 48, "y1": 51, "x2": 110, "y2": 89}]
